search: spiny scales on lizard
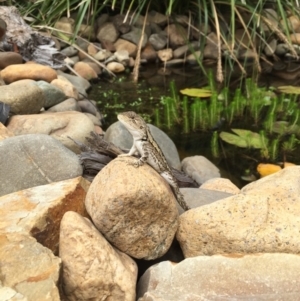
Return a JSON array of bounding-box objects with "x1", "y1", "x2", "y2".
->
[{"x1": 117, "y1": 111, "x2": 190, "y2": 211}]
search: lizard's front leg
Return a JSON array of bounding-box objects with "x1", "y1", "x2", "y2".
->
[{"x1": 118, "y1": 144, "x2": 143, "y2": 167}]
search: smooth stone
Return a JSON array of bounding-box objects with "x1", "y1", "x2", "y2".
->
[
  {"x1": 121, "y1": 27, "x2": 148, "y2": 48},
  {"x1": 149, "y1": 33, "x2": 168, "y2": 51},
  {"x1": 164, "y1": 24, "x2": 188, "y2": 47},
  {"x1": 114, "y1": 38, "x2": 137, "y2": 57},
  {"x1": 186, "y1": 50, "x2": 202, "y2": 64},
  {"x1": 105, "y1": 121, "x2": 181, "y2": 169},
  {"x1": 73, "y1": 61, "x2": 98, "y2": 80},
  {"x1": 114, "y1": 49, "x2": 130, "y2": 64},
  {"x1": 78, "y1": 99, "x2": 99, "y2": 116},
  {"x1": 147, "y1": 11, "x2": 168, "y2": 26},
  {"x1": 157, "y1": 48, "x2": 173, "y2": 62},
  {"x1": 264, "y1": 38, "x2": 277, "y2": 56},
  {"x1": 54, "y1": 17, "x2": 74, "y2": 34},
  {"x1": 141, "y1": 43, "x2": 157, "y2": 62},
  {"x1": 60, "y1": 211, "x2": 137, "y2": 301},
  {"x1": 46, "y1": 97, "x2": 81, "y2": 113},
  {"x1": 85, "y1": 157, "x2": 179, "y2": 260},
  {"x1": 137, "y1": 254, "x2": 300, "y2": 300},
  {"x1": 93, "y1": 49, "x2": 112, "y2": 61},
  {"x1": 173, "y1": 42, "x2": 200, "y2": 58},
  {"x1": 6, "y1": 112, "x2": 95, "y2": 153},
  {"x1": 0, "y1": 52, "x2": 23, "y2": 69},
  {"x1": 36, "y1": 80, "x2": 66, "y2": 108},
  {"x1": 181, "y1": 156, "x2": 220, "y2": 185},
  {"x1": 106, "y1": 61, "x2": 125, "y2": 73},
  {"x1": 0, "y1": 134, "x2": 83, "y2": 196},
  {"x1": 112, "y1": 14, "x2": 131, "y2": 34},
  {"x1": 177, "y1": 166, "x2": 300, "y2": 257},
  {"x1": 56, "y1": 70, "x2": 90, "y2": 91},
  {"x1": 0, "y1": 82, "x2": 44, "y2": 114},
  {"x1": 96, "y1": 22, "x2": 119, "y2": 43},
  {"x1": 51, "y1": 77, "x2": 79, "y2": 99},
  {"x1": 82, "y1": 61, "x2": 102, "y2": 75},
  {"x1": 0, "y1": 63, "x2": 57, "y2": 84},
  {"x1": 84, "y1": 112, "x2": 101, "y2": 126}
]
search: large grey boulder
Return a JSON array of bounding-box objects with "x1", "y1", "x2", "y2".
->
[{"x1": 0, "y1": 134, "x2": 82, "y2": 196}]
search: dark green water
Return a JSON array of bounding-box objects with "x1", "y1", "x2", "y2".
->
[{"x1": 89, "y1": 65, "x2": 300, "y2": 188}]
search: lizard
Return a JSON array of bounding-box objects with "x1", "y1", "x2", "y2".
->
[{"x1": 117, "y1": 111, "x2": 190, "y2": 211}]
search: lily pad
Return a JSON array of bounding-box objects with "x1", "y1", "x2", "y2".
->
[
  {"x1": 277, "y1": 85, "x2": 300, "y2": 94},
  {"x1": 220, "y1": 129, "x2": 267, "y2": 149},
  {"x1": 180, "y1": 88, "x2": 212, "y2": 98},
  {"x1": 272, "y1": 121, "x2": 300, "y2": 136}
]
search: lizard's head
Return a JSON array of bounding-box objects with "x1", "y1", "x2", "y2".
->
[{"x1": 117, "y1": 111, "x2": 148, "y2": 140}]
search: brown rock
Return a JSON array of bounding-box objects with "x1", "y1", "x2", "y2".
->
[
  {"x1": 157, "y1": 48, "x2": 173, "y2": 62},
  {"x1": 83, "y1": 61, "x2": 102, "y2": 75},
  {"x1": 85, "y1": 157, "x2": 179, "y2": 260},
  {"x1": 0, "y1": 64, "x2": 57, "y2": 84},
  {"x1": 87, "y1": 43, "x2": 98, "y2": 56},
  {"x1": 6, "y1": 111, "x2": 95, "y2": 153},
  {"x1": 141, "y1": 42, "x2": 157, "y2": 62},
  {"x1": 0, "y1": 52, "x2": 23, "y2": 69},
  {"x1": 100, "y1": 39, "x2": 116, "y2": 52},
  {"x1": 0, "y1": 177, "x2": 89, "y2": 300},
  {"x1": 0, "y1": 123, "x2": 14, "y2": 141},
  {"x1": 137, "y1": 254, "x2": 300, "y2": 300},
  {"x1": 114, "y1": 38, "x2": 137, "y2": 57},
  {"x1": 96, "y1": 22, "x2": 119, "y2": 43},
  {"x1": 107, "y1": 61, "x2": 125, "y2": 73},
  {"x1": 74, "y1": 61, "x2": 98, "y2": 80},
  {"x1": 177, "y1": 166, "x2": 300, "y2": 257},
  {"x1": 290, "y1": 33, "x2": 300, "y2": 45},
  {"x1": 51, "y1": 76, "x2": 79, "y2": 99},
  {"x1": 164, "y1": 24, "x2": 188, "y2": 48},
  {"x1": 60, "y1": 211, "x2": 137, "y2": 301},
  {"x1": 54, "y1": 17, "x2": 74, "y2": 34},
  {"x1": 285, "y1": 15, "x2": 300, "y2": 33}
]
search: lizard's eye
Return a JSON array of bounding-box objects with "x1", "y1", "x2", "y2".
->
[{"x1": 140, "y1": 126, "x2": 144, "y2": 129}]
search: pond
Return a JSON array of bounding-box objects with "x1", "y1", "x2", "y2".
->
[{"x1": 89, "y1": 64, "x2": 300, "y2": 188}]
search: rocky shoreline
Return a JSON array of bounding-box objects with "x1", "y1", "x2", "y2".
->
[{"x1": 1, "y1": 6, "x2": 300, "y2": 301}]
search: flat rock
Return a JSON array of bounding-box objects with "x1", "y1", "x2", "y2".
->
[
  {"x1": 0, "y1": 134, "x2": 83, "y2": 196},
  {"x1": 36, "y1": 80, "x2": 66, "y2": 108},
  {"x1": 85, "y1": 157, "x2": 179, "y2": 260},
  {"x1": 0, "y1": 177, "x2": 89, "y2": 300},
  {"x1": 6, "y1": 111, "x2": 95, "y2": 153},
  {"x1": 0, "y1": 52, "x2": 23, "y2": 69},
  {"x1": 60, "y1": 211, "x2": 137, "y2": 301},
  {"x1": 105, "y1": 121, "x2": 181, "y2": 169},
  {"x1": 181, "y1": 155, "x2": 220, "y2": 185},
  {"x1": 177, "y1": 166, "x2": 300, "y2": 257},
  {"x1": 0, "y1": 63, "x2": 57, "y2": 84},
  {"x1": 137, "y1": 254, "x2": 300, "y2": 300}
]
